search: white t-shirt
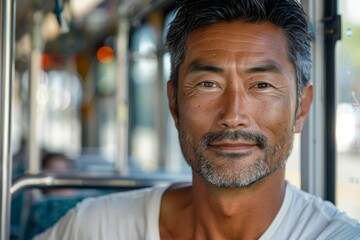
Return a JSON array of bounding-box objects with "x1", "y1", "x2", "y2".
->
[{"x1": 34, "y1": 182, "x2": 360, "y2": 240}]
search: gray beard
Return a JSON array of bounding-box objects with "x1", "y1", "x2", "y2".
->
[{"x1": 179, "y1": 128, "x2": 294, "y2": 188}]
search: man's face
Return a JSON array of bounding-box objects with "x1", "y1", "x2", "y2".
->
[{"x1": 168, "y1": 21, "x2": 312, "y2": 188}]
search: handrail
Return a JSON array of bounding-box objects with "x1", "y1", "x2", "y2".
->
[
  {"x1": 11, "y1": 174, "x2": 187, "y2": 197},
  {"x1": 0, "y1": 0, "x2": 15, "y2": 239}
]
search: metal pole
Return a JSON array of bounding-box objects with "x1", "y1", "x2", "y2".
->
[
  {"x1": 323, "y1": 0, "x2": 341, "y2": 204},
  {"x1": 300, "y1": 0, "x2": 326, "y2": 199},
  {"x1": 116, "y1": 5, "x2": 130, "y2": 175},
  {"x1": 28, "y1": 9, "x2": 43, "y2": 174},
  {"x1": 0, "y1": 0, "x2": 15, "y2": 238}
]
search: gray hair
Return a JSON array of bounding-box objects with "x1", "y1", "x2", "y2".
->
[{"x1": 166, "y1": 0, "x2": 312, "y2": 105}]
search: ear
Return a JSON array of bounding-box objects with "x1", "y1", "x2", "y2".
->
[
  {"x1": 167, "y1": 80, "x2": 179, "y2": 129},
  {"x1": 294, "y1": 84, "x2": 313, "y2": 133}
]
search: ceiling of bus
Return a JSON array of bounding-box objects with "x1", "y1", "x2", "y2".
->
[{"x1": 14, "y1": 0, "x2": 172, "y2": 62}]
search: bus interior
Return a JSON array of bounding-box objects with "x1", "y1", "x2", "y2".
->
[{"x1": 0, "y1": 0, "x2": 359, "y2": 239}]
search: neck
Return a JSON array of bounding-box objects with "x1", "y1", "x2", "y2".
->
[
  {"x1": 193, "y1": 169, "x2": 286, "y2": 239},
  {"x1": 160, "y1": 169, "x2": 286, "y2": 240}
]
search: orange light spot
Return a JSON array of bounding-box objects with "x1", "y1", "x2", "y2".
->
[
  {"x1": 42, "y1": 54, "x2": 51, "y2": 70},
  {"x1": 97, "y1": 46, "x2": 114, "y2": 63}
]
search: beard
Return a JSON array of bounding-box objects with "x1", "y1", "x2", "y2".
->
[{"x1": 178, "y1": 125, "x2": 294, "y2": 188}]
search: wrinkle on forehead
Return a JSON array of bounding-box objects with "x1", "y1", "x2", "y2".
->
[
  {"x1": 182, "y1": 21, "x2": 292, "y2": 75},
  {"x1": 186, "y1": 21, "x2": 288, "y2": 58}
]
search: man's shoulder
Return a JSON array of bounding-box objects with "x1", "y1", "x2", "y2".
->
[
  {"x1": 284, "y1": 182, "x2": 360, "y2": 238},
  {"x1": 287, "y1": 183, "x2": 352, "y2": 218},
  {"x1": 34, "y1": 185, "x2": 169, "y2": 240},
  {"x1": 77, "y1": 185, "x2": 169, "y2": 216}
]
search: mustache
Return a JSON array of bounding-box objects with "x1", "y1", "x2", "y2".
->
[{"x1": 201, "y1": 130, "x2": 268, "y2": 149}]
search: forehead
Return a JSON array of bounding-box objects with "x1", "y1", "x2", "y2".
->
[{"x1": 184, "y1": 21, "x2": 290, "y2": 66}]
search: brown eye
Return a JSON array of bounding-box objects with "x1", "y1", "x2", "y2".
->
[
  {"x1": 255, "y1": 82, "x2": 271, "y2": 88},
  {"x1": 201, "y1": 81, "x2": 216, "y2": 88}
]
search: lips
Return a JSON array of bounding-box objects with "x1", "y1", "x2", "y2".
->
[
  {"x1": 201, "y1": 130, "x2": 267, "y2": 151},
  {"x1": 208, "y1": 141, "x2": 258, "y2": 153}
]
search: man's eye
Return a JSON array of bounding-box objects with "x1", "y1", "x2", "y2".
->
[
  {"x1": 200, "y1": 81, "x2": 216, "y2": 88},
  {"x1": 255, "y1": 82, "x2": 271, "y2": 88}
]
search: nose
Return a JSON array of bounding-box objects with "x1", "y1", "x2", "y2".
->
[{"x1": 218, "y1": 88, "x2": 251, "y2": 129}]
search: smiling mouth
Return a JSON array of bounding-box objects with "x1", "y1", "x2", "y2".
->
[
  {"x1": 201, "y1": 130, "x2": 268, "y2": 152},
  {"x1": 208, "y1": 142, "x2": 258, "y2": 153}
]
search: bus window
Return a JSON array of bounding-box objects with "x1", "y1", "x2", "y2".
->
[
  {"x1": 94, "y1": 40, "x2": 118, "y2": 162},
  {"x1": 39, "y1": 70, "x2": 82, "y2": 154},
  {"x1": 336, "y1": 0, "x2": 360, "y2": 221},
  {"x1": 129, "y1": 22, "x2": 160, "y2": 173},
  {"x1": 286, "y1": 135, "x2": 301, "y2": 188}
]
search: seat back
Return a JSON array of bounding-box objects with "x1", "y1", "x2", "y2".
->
[{"x1": 24, "y1": 194, "x2": 87, "y2": 239}]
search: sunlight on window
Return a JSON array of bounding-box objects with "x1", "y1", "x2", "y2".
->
[{"x1": 336, "y1": 0, "x2": 360, "y2": 221}]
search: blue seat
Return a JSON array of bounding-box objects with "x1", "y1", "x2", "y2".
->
[{"x1": 24, "y1": 194, "x2": 86, "y2": 240}]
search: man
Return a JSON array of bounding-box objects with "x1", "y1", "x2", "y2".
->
[
  {"x1": 35, "y1": 0, "x2": 360, "y2": 239},
  {"x1": 41, "y1": 152, "x2": 77, "y2": 197}
]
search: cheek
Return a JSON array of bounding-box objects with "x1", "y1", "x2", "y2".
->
[
  {"x1": 255, "y1": 99, "x2": 295, "y2": 138},
  {"x1": 180, "y1": 105, "x2": 211, "y2": 126},
  {"x1": 178, "y1": 98, "x2": 217, "y2": 133}
]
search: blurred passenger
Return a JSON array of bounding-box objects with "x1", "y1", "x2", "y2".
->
[
  {"x1": 41, "y1": 152, "x2": 77, "y2": 197},
  {"x1": 12, "y1": 137, "x2": 28, "y2": 179},
  {"x1": 42, "y1": 153, "x2": 72, "y2": 172}
]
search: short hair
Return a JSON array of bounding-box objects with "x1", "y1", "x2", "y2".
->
[
  {"x1": 166, "y1": 0, "x2": 312, "y2": 105},
  {"x1": 41, "y1": 152, "x2": 71, "y2": 170}
]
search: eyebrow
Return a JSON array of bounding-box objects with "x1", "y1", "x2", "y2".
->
[
  {"x1": 187, "y1": 60, "x2": 224, "y2": 74},
  {"x1": 245, "y1": 61, "x2": 282, "y2": 74},
  {"x1": 186, "y1": 59, "x2": 283, "y2": 75}
]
